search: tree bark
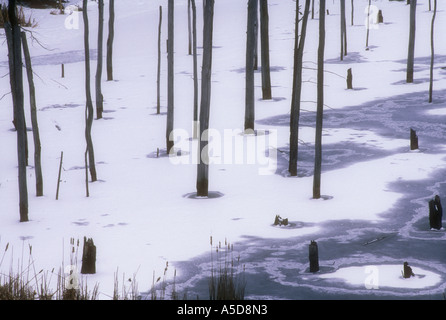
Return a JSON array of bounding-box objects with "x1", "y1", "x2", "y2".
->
[
  {"x1": 366, "y1": 0, "x2": 371, "y2": 49},
  {"x1": 21, "y1": 31, "x2": 43, "y2": 197},
  {"x1": 6, "y1": 0, "x2": 28, "y2": 222},
  {"x1": 351, "y1": 0, "x2": 354, "y2": 26},
  {"x1": 429, "y1": 0, "x2": 436, "y2": 103},
  {"x1": 188, "y1": 0, "x2": 192, "y2": 55},
  {"x1": 407, "y1": 0, "x2": 416, "y2": 83},
  {"x1": 196, "y1": 0, "x2": 215, "y2": 197},
  {"x1": 340, "y1": 0, "x2": 346, "y2": 60},
  {"x1": 96, "y1": 0, "x2": 104, "y2": 119},
  {"x1": 289, "y1": 0, "x2": 310, "y2": 177},
  {"x1": 157, "y1": 5, "x2": 162, "y2": 114},
  {"x1": 166, "y1": 0, "x2": 175, "y2": 154},
  {"x1": 191, "y1": 0, "x2": 199, "y2": 139},
  {"x1": 106, "y1": 0, "x2": 115, "y2": 81},
  {"x1": 313, "y1": 0, "x2": 326, "y2": 200},
  {"x1": 83, "y1": 0, "x2": 97, "y2": 183},
  {"x1": 260, "y1": 0, "x2": 272, "y2": 100},
  {"x1": 245, "y1": 0, "x2": 257, "y2": 132}
]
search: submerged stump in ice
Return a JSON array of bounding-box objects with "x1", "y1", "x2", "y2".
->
[
  {"x1": 309, "y1": 240, "x2": 319, "y2": 273},
  {"x1": 410, "y1": 128, "x2": 418, "y2": 150},
  {"x1": 429, "y1": 195, "x2": 443, "y2": 230}
]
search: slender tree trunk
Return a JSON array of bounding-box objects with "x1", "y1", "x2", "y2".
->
[
  {"x1": 21, "y1": 32, "x2": 43, "y2": 197},
  {"x1": 407, "y1": 0, "x2": 417, "y2": 83},
  {"x1": 96, "y1": 0, "x2": 104, "y2": 119},
  {"x1": 289, "y1": 0, "x2": 310, "y2": 177},
  {"x1": 313, "y1": 0, "x2": 326, "y2": 200},
  {"x1": 311, "y1": 0, "x2": 315, "y2": 20},
  {"x1": 166, "y1": 0, "x2": 175, "y2": 154},
  {"x1": 340, "y1": 0, "x2": 346, "y2": 60},
  {"x1": 6, "y1": 0, "x2": 28, "y2": 222},
  {"x1": 188, "y1": 0, "x2": 192, "y2": 55},
  {"x1": 196, "y1": 0, "x2": 215, "y2": 197},
  {"x1": 83, "y1": 0, "x2": 97, "y2": 183},
  {"x1": 106, "y1": 0, "x2": 115, "y2": 81},
  {"x1": 351, "y1": 0, "x2": 354, "y2": 26},
  {"x1": 260, "y1": 0, "x2": 272, "y2": 100},
  {"x1": 245, "y1": 0, "x2": 257, "y2": 132},
  {"x1": 366, "y1": 0, "x2": 371, "y2": 49},
  {"x1": 429, "y1": 0, "x2": 436, "y2": 103},
  {"x1": 191, "y1": 0, "x2": 199, "y2": 139},
  {"x1": 157, "y1": 5, "x2": 162, "y2": 114}
]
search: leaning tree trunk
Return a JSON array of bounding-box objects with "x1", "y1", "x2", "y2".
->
[
  {"x1": 6, "y1": 0, "x2": 28, "y2": 222},
  {"x1": 96, "y1": 0, "x2": 104, "y2": 119},
  {"x1": 429, "y1": 0, "x2": 437, "y2": 103},
  {"x1": 260, "y1": 0, "x2": 272, "y2": 100},
  {"x1": 196, "y1": 0, "x2": 215, "y2": 197},
  {"x1": 245, "y1": 0, "x2": 257, "y2": 132},
  {"x1": 166, "y1": 0, "x2": 175, "y2": 154},
  {"x1": 83, "y1": 0, "x2": 97, "y2": 184},
  {"x1": 191, "y1": 0, "x2": 199, "y2": 139},
  {"x1": 21, "y1": 32, "x2": 43, "y2": 197},
  {"x1": 289, "y1": 0, "x2": 310, "y2": 177},
  {"x1": 407, "y1": 0, "x2": 417, "y2": 83},
  {"x1": 313, "y1": 0, "x2": 326, "y2": 200},
  {"x1": 106, "y1": 0, "x2": 115, "y2": 81}
]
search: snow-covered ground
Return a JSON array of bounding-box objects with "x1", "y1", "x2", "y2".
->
[{"x1": 0, "y1": 0, "x2": 445, "y2": 299}]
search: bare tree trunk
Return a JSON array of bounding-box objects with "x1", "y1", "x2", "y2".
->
[
  {"x1": 157, "y1": 5, "x2": 162, "y2": 114},
  {"x1": 166, "y1": 0, "x2": 175, "y2": 154},
  {"x1": 429, "y1": 0, "x2": 436, "y2": 103},
  {"x1": 260, "y1": 0, "x2": 272, "y2": 100},
  {"x1": 6, "y1": 0, "x2": 28, "y2": 222},
  {"x1": 106, "y1": 0, "x2": 115, "y2": 81},
  {"x1": 245, "y1": 0, "x2": 257, "y2": 132},
  {"x1": 340, "y1": 0, "x2": 346, "y2": 60},
  {"x1": 366, "y1": 0, "x2": 371, "y2": 49},
  {"x1": 96, "y1": 0, "x2": 104, "y2": 119},
  {"x1": 407, "y1": 0, "x2": 417, "y2": 83},
  {"x1": 83, "y1": 0, "x2": 97, "y2": 183},
  {"x1": 188, "y1": 0, "x2": 192, "y2": 55},
  {"x1": 191, "y1": 0, "x2": 199, "y2": 139},
  {"x1": 311, "y1": 0, "x2": 315, "y2": 20},
  {"x1": 196, "y1": 0, "x2": 215, "y2": 197},
  {"x1": 289, "y1": 0, "x2": 310, "y2": 177},
  {"x1": 351, "y1": 0, "x2": 354, "y2": 25},
  {"x1": 313, "y1": 0, "x2": 326, "y2": 200},
  {"x1": 21, "y1": 31, "x2": 43, "y2": 197}
]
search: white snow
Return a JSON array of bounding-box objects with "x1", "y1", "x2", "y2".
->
[{"x1": 1, "y1": 0, "x2": 445, "y2": 299}]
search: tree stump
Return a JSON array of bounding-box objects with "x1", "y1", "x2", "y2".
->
[
  {"x1": 377, "y1": 10, "x2": 383, "y2": 23},
  {"x1": 347, "y1": 68, "x2": 353, "y2": 89},
  {"x1": 81, "y1": 237, "x2": 96, "y2": 274},
  {"x1": 403, "y1": 261, "x2": 415, "y2": 278},
  {"x1": 273, "y1": 215, "x2": 288, "y2": 226},
  {"x1": 429, "y1": 195, "x2": 443, "y2": 230},
  {"x1": 309, "y1": 240, "x2": 319, "y2": 272},
  {"x1": 410, "y1": 128, "x2": 418, "y2": 150}
]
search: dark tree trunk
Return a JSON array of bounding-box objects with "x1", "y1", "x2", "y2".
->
[
  {"x1": 289, "y1": 0, "x2": 310, "y2": 177},
  {"x1": 340, "y1": 0, "x2": 347, "y2": 60},
  {"x1": 21, "y1": 31, "x2": 43, "y2": 197},
  {"x1": 83, "y1": 0, "x2": 97, "y2": 183},
  {"x1": 196, "y1": 0, "x2": 215, "y2": 197},
  {"x1": 96, "y1": 0, "x2": 104, "y2": 119},
  {"x1": 351, "y1": 0, "x2": 354, "y2": 26},
  {"x1": 6, "y1": 0, "x2": 28, "y2": 222},
  {"x1": 106, "y1": 0, "x2": 115, "y2": 81},
  {"x1": 245, "y1": 0, "x2": 257, "y2": 132},
  {"x1": 81, "y1": 237, "x2": 96, "y2": 274},
  {"x1": 313, "y1": 0, "x2": 325, "y2": 200},
  {"x1": 157, "y1": 5, "x2": 162, "y2": 114},
  {"x1": 429, "y1": 0, "x2": 436, "y2": 103},
  {"x1": 309, "y1": 241, "x2": 319, "y2": 272},
  {"x1": 429, "y1": 195, "x2": 442, "y2": 230},
  {"x1": 311, "y1": 0, "x2": 315, "y2": 20},
  {"x1": 188, "y1": 0, "x2": 192, "y2": 55},
  {"x1": 166, "y1": 0, "x2": 175, "y2": 154},
  {"x1": 260, "y1": 0, "x2": 272, "y2": 100},
  {"x1": 407, "y1": 0, "x2": 417, "y2": 83},
  {"x1": 366, "y1": 0, "x2": 371, "y2": 49},
  {"x1": 410, "y1": 128, "x2": 418, "y2": 150},
  {"x1": 347, "y1": 68, "x2": 353, "y2": 89},
  {"x1": 191, "y1": 0, "x2": 199, "y2": 139}
]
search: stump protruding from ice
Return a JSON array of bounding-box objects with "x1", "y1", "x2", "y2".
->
[
  {"x1": 347, "y1": 68, "x2": 353, "y2": 90},
  {"x1": 429, "y1": 195, "x2": 443, "y2": 230},
  {"x1": 377, "y1": 10, "x2": 384, "y2": 24},
  {"x1": 309, "y1": 240, "x2": 319, "y2": 273},
  {"x1": 410, "y1": 128, "x2": 418, "y2": 150},
  {"x1": 81, "y1": 237, "x2": 96, "y2": 274},
  {"x1": 403, "y1": 261, "x2": 415, "y2": 279},
  {"x1": 273, "y1": 215, "x2": 288, "y2": 226}
]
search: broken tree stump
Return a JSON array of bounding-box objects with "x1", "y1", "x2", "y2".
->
[
  {"x1": 347, "y1": 68, "x2": 353, "y2": 89},
  {"x1": 273, "y1": 215, "x2": 288, "y2": 226},
  {"x1": 81, "y1": 237, "x2": 96, "y2": 274},
  {"x1": 377, "y1": 10, "x2": 383, "y2": 24},
  {"x1": 429, "y1": 195, "x2": 443, "y2": 230},
  {"x1": 309, "y1": 240, "x2": 319, "y2": 273},
  {"x1": 410, "y1": 128, "x2": 418, "y2": 150},
  {"x1": 403, "y1": 261, "x2": 415, "y2": 278}
]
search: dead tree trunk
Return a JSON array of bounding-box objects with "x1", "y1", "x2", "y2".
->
[
  {"x1": 351, "y1": 0, "x2": 354, "y2": 25},
  {"x1": 309, "y1": 240, "x2": 319, "y2": 272},
  {"x1": 157, "y1": 5, "x2": 162, "y2": 114},
  {"x1": 366, "y1": 0, "x2": 371, "y2": 49},
  {"x1": 245, "y1": 0, "x2": 257, "y2": 132},
  {"x1": 410, "y1": 128, "x2": 418, "y2": 150},
  {"x1": 429, "y1": 0, "x2": 437, "y2": 103},
  {"x1": 81, "y1": 237, "x2": 96, "y2": 274},
  {"x1": 407, "y1": 0, "x2": 417, "y2": 83},
  {"x1": 260, "y1": 0, "x2": 272, "y2": 100},
  {"x1": 95, "y1": 0, "x2": 104, "y2": 119},
  {"x1": 191, "y1": 0, "x2": 199, "y2": 139},
  {"x1": 347, "y1": 68, "x2": 353, "y2": 89},
  {"x1": 289, "y1": 0, "x2": 310, "y2": 177},
  {"x1": 196, "y1": 0, "x2": 215, "y2": 197},
  {"x1": 106, "y1": 0, "x2": 115, "y2": 81},
  {"x1": 83, "y1": 0, "x2": 97, "y2": 183},
  {"x1": 313, "y1": 0, "x2": 326, "y2": 200},
  {"x1": 21, "y1": 31, "x2": 43, "y2": 197},
  {"x1": 340, "y1": 0, "x2": 347, "y2": 60},
  {"x1": 188, "y1": 0, "x2": 192, "y2": 55},
  {"x1": 166, "y1": 0, "x2": 175, "y2": 154},
  {"x1": 6, "y1": 0, "x2": 28, "y2": 222},
  {"x1": 429, "y1": 195, "x2": 442, "y2": 230}
]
